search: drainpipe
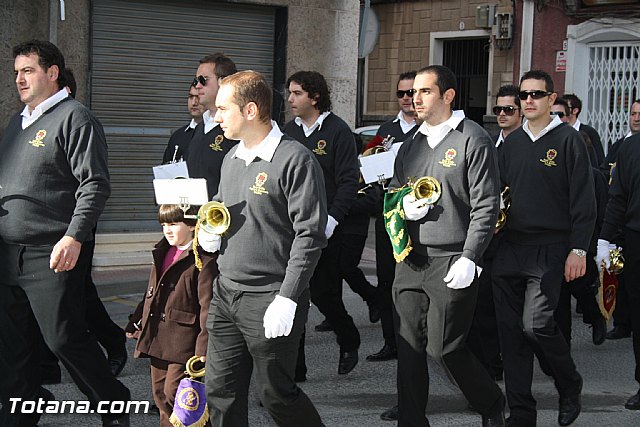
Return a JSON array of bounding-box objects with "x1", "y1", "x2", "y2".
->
[{"x1": 519, "y1": 0, "x2": 535, "y2": 76}]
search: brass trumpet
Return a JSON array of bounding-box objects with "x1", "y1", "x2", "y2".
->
[
  {"x1": 362, "y1": 145, "x2": 388, "y2": 157},
  {"x1": 197, "y1": 201, "x2": 230, "y2": 235},
  {"x1": 495, "y1": 186, "x2": 511, "y2": 231},
  {"x1": 411, "y1": 176, "x2": 441, "y2": 204},
  {"x1": 610, "y1": 247, "x2": 624, "y2": 275}
]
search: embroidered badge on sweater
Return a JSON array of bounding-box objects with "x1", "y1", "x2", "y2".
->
[
  {"x1": 438, "y1": 148, "x2": 457, "y2": 167},
  {"x1": 209, "y1": 135, "x2": 224, "y2": 151},
  {"x1": 28, "y1": 129, "x2": 47, "y2": 147},
  {"x1": 540, "y1": 149, "x2": 558, "y2": 167},
  {"x1": 313, "y1": 139, "x2": 327, "y2": 155},
  {"x1": 250, "y1": 172, "x2": 269, "y2": 195}
]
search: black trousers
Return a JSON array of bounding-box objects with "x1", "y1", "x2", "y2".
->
[
  {"x1": 0, "y1": 240, "x2": 129, "y2": 423},
  {"x1": 338, "y1": 233, "x2": 376, "y2": 304},
  {"x1": 309, "y1": 228, "x2": 360, "y2": 353},
  {"x1": 375, "y1": 215, "x2": 397, "y2": 347},
  {"x1": 394, "y1": 254, "x2": 504, "y2": 427},
  {"x1": 492, "y1": 240, "x2": 582, "y2": 423},
  {"x1": 613, "y1": 271, "x2": 631, "y2": 329},
  {"x1": 205, "y1": 279, "x2": 323, "y2": 427},
  {"x1": 622, "y1": 229, "x2": 640, "y2": 384}
]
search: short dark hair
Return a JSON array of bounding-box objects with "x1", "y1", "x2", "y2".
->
[
  {"x1": 13, "y1": 39, "x2": 66, "y2": 89},
  {"x1": 563, "y1": 93, "x2": 582, "y2": 114},
  {"x1": 397, "y1": 70, "x2": 417, "y2": 87},
  {"x1": 221, "y1": 70, "x2": 273, "y2": 124},
  {"x1": 286, "y1": 71, "x2": 332, "y2": 113},
  {"x1": 416, "y1": 65, "x2": 457, "y2": 97},
  {"x1": 520, "y1": 69, "x2": 554, "y2": 93},
  {"x1": 60, "y1": 68, "x2": 77, "y2": 98},
  {"x1": 554, "y1": 97, "x2": 570, "y2": 116},
  {"x1": 496, "y1": 84, "x2": 520, "y2": 108},
  {"x1": 199, "y1": 53, "x2": 237, "y2": 80},
  {"x1": 158, "y1": 204, "x2": 197, "y2": 227}
]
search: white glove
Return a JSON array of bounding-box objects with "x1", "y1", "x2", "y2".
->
[
  {"x1": 444, "y1": 256, "x2": 476, "y2": 289},
  {"x1": 197, "y1": 228, "x2": 221, "y2": 253},
  {"x1": 325, "y1": 215, "x2": 338, "y2": 239},
  {"x1": 596, "y1": 239, "x2": 613, "y2": 271},
  {"x1": 263, "y1": 295, "x2": 297, "y2": 339},
  {"x1": 402, "y1": 194, "x2": 431, "y2": 221}
]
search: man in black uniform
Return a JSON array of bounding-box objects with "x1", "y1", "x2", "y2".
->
[
  {"x1": 199, "y1": 70, "x2": 326, "y2": 427},
  {"x1": 284, "y1": 71, "x2": 360, "y2": 375},
  {"x1": 597, "y1": 132, "x2": 640, "y2": 410},
  {"x1": 603, "y1": 99, "x2": 640, "y2": 340},
  {"x1": 186, "y1": 53, "x2": 238, "y2": 198},
  {"x1": 368, "y1": 71, "x2": 419, "y2": 364},
  {"x1": 493, "y1": 70, "x2": 596, "y2": 427},
  {"x1": 563, "y1": 93, "x2": 605, "y2": 167},
  {"x1": 0, "y1": 39, "x2": 130, "y2": 427},
  {"x1": 389, "y1": 65, "x2": 505, "y2": 427},
  {"x1": 162, "y1": 84, "x2": 205, "y2": 163}
]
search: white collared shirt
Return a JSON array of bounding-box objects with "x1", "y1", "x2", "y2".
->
[
  {"x1": 233, "y1": 121, "x2": 283, "y2": 166},
  {"x1": 522, "y1": 115, "x2": 563, "y2": 142},
  {"x1": 202, "y1": 110, "x2": 220, "y2": 134},
  {"x1": 572, "y1": 118, "x2": 581, "y2": 131},
  {"x1": 417, "y1": 110, "x2": 465, "y2": 149},
  {"x1": 393, "y1": 111, "x2": 417, "y2": 134},
  {"x1": 21, "y1": 88, "x2": 69, "y2": 129},
  {"x1": 294, "y1": 111, "x2": 331, "y2": 137},
  {"x1": 187, "y1": 118, "x2": 198, "y2": 131},
  {"x1": 496, "y1": 130, "x2": 507, "y2": 148}
]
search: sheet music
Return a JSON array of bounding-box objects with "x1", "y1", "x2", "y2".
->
[
  {"x1": 359, "y1": 151, "x2": 396, "y2": 184},
  {"x1": 153, "y1": 161, "x2": 189, "y2": 179}
]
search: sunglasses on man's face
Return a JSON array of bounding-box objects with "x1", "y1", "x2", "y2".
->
[
  {"x1": 550, "y1": 111, "x2": 565, "y2": 118},
  {"x1": 396, "y1": 89, "x2": 416, "y2": 98},
  {"x1": 492, "y1": 105, "x2": 519, "y2": 116},
  {"x1": 518, "y1": 90, "x2": 552, "y2": 101},
  {"x1": 192, "y1": 75, "x2": 209, "y2": 87}
]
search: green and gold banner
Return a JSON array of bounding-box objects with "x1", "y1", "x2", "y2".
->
[{"x1": 383, "y1": 187, "x2": 413, "y2": 263}]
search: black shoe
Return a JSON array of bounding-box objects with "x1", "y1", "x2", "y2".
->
[
  {"x1": 624, "y1": 390, "x2": 640, "y2": 410},
  {"x1": 591, "y1": 316, "x2": 607, "y2": 346},
  {"x1": 606, "y1": 325, "x2": 631, "y2": 339},
  {"x1": 294, "y1": 372, "x2": 307, "y2": 382},
  {"x1": 19, "y1": 387, "x2": 54, "y2": 427},
  {"x1": 505, "y1": 415, "x2": 535, "y2": 427},
  {"x1": 103, "y1": 413, "x2": 130, "y2": 426},
  {"x1": 338, "y1": 350, "x2": 358, "y2": 375},
  {"x1": 314, "y1": 319, "x2": 333, "y2": 332},
  {"x1": 40, "y1": 367, "x2": 62, "y2": 385},
  {"x1": 147, "y1": 404, "x2": 160, "y2": 415},
  {"x1": 366, "y1": 344, "x2": 397, "y2": 361},
  {"x1": 558, "y1": 394, "x2": 581, "y2": 426},
  {"x1": 108, "y1": 349, "x2": 128, "y2": 377},
  {"x1": 367, "y1": 301, "x2": 381, "y2": 323},
  {"x1": 482, "y1": 408, "x2": 505, "y2": 427},
  {"x1": 380, "y1": 405, "x2": 398, "y2": 421}
]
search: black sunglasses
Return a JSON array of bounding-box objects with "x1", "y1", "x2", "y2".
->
[
  {"x1": 550, "y1": 111, "x2": 565, "y2": 118},
  {"x1": 192, "y1": 75, "x2": 209, "y2": 87},
  {"x1": 396, "y1": 89, "x2": 416, "y2": 98},
  {"x1": 518, "y1": 90, "x2": 552, "y2": 100},
  {"x1": 492, "y1": 105, "x2": 519, "y2": 116}
]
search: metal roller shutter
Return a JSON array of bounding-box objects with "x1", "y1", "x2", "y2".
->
[{"x1": 90, "y1": 0, "x2": 276, "y2": 232}]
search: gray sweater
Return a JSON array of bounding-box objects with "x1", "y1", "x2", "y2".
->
[
  {"x1": 0, "y1": 98, "x2": 110, "y2": 245},
  {"x1": 389, "y1": 118, "x2": 500, "y2": 264},
  {"x1": 215, "y1": 135, "x2": 328, "y2": 300}
]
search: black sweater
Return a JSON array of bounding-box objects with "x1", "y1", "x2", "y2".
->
[
  {"x1": 0, "y1": 98, "x2": 110, "y2": 245},
  {"x1": 162, "y1": 124, "x2": 195, "y2": 164},
  {"x1": 376, "y1": 118, "x2": 419, "y2": 143},
  {"x1": 499, "y1": 123, "x2": 596, "y2": 250},
  {"x1": 283, "y1": 113, "x2": 358, "y2": 223}
]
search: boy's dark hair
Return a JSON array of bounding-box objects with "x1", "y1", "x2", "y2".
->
[
  {"x1": 60, "y1": 68, "x2": 77, "y2": 98},
  {"x1": 496, "y1": 84, "x2": 520, "y2": 108},
  {"x1": 416, "y1": 65, "x2": 457, "y2": 98},
  {"x1": 563, "y1": 93, "x2": 582, "y2": 114},
  {"x1": 520, "y1": 69, "x2": 554, "y2": 93},
  {"x1": 397, "y1": 70, "x2": 417, "y2": 87},
  {"x1": 199, "y1": 53, "x2": 237, "y2": 80},
  {"x1": 286, "y1": 71, "x2": 332, "y2": 113},
  {"x1": 13, "y1": 39, "x2": 66, "y2": 90},
  {"x1": 158, "y1": 204, "x2": 197, "y2": 227}
]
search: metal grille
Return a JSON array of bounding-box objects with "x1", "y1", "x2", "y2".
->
[
  {"x1": 91, "y1": 0, "x2": 276, "y2": 232},
  {"x1": 585, "y1": 43, "x2": 640, "y2": 151}
]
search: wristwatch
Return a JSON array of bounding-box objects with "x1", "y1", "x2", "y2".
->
[{"x1": 571, "y1": 248, "x2": 587, "y2": 258}]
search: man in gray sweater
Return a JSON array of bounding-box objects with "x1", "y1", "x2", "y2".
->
[
  {"x1": 388, "y1": 65, "x2": 505, "y2": 427},
  {"x1": 198, "y1": 70, "x2": 326, "y2": 427}
]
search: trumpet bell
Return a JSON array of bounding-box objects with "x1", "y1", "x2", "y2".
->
[
  {"x1": 362, "y1": 145, "x2": 388, "y2": 157},
  {"x1": 496, "y1": 209, "x2": 507, "y2": 231},
  {"x1": 198, "y1": 201, "x2": 230, "y2": 235},
  {"x1": 412, "y1": 176, "x2": 441, "y2": 204},
  {"x1": 610, "y1": 248, "x2": 624, "y2": 274}
]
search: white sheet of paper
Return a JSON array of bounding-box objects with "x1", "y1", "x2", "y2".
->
[
  {"x1": 390, "y1": 141, "x2": 404, "y2": 155},
  {"x1": 359, "y1": 151, "x2": 396, "y2": 184},
  {"x1": 153, "y1": 178, "x2": 209, "y2": 205},
  {"x1": 152, "y1": 161, "x2": 189, "y2": 179}
]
